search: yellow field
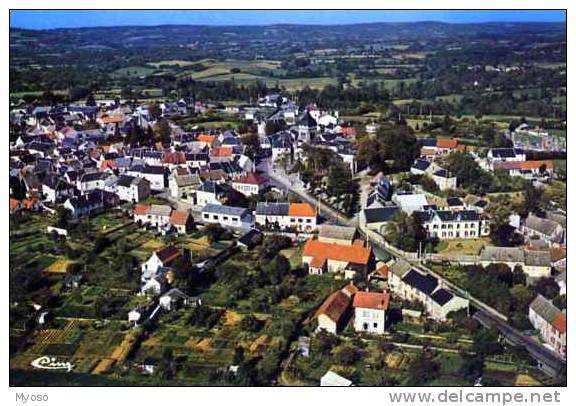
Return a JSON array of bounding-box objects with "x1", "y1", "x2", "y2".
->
[
  {"x1": 193, "y1": 338, "x2": 212, "y2": 352},
  {"x1": 224, "y1": 310, "x2": 242, "y2": 326},
  {"x1": 515, "y1": 374, "x2": 542, "y2": 386},
  {"x1": 92, "y1": 358, "x2": 116, "y2": 375},
  {"x1": 186, "y1": 236, "x2": 211, "y2": 251},
  {"x1": 45, "y1": 258, "x2": 75, "y2": 274},
  {"x1": 385, "y1": 351, "x2": 411, "y2": 370},
  {"x1": 249, "y1": 335, "x2": 268, "y2": 354},
  {"x1": 140, "y1": 239, "x2": 164, "y2": 251}
]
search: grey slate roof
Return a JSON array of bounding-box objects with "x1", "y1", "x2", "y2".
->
[
  {"x1": 390, "y1": 259, "x2": 412, "y2": 278},
  {"x1": 255, "y1": 202, "x2": 290, "y2": 216},
  {"x1": 149, "y1": 205, "x2": 172, "y2": 217},
  {"x1": 363, "y1": 206, "x2": 399, "y2": 223},
  {"x1": 202, "y1": 204, "x2": 249, "y2": 217},
  {"x1": 403, "y1": 269, "x2": 439, "y2": 295},
  {"x1": 174, "y1": 174, "x2": 201, "y2": 187},
  {"x1": 525, "y1": 214, "x2": 562, "y2": 237},
  {"x1": 480, "y1": 246, "x2": 524, "y2": 263},
  {"x1": 530, "y1": 294, "x2": 562, "y2": 324},
  {"x1": 524, "y1": 250, "x2": 552, "y2": 267},
  {"x1": 319, "y1": 225, "x2": 357, "y2": 242}
]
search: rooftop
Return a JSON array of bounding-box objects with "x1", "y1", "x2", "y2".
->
[
  {"x1": 352, "y1": 291, "x2": 390, "y2": 310},
  {"x1": 303, "y1": 239, "x2": 372, "y2": 266}
]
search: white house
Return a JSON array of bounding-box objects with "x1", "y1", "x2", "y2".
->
[
  {"x1": 77, "y1": 172, "x2": 107, "y2": 194},
  {"x1": 141, "y1": 246, "x2": 182, "y2": 281},
  {"x1": 416, "y1": 209, "x2": 490, "y2": 240},
  {"x1": 133, "y1": 204, "x2": 173, "y2": 228},
  {"x1": 139, "y1": 166, "x2": 167, "y2": 191},
  {"x1": 255, "y1": 202, "x2": 317, "y2": 232},
  {"x1": 521, "y1": 214, "x2": 564, "y2": 246},
  {"x1": 392, "y1": 192, "x2": 428, "y2": 215},
  {"x1": 196, "y1": 181, "x2": 225, "y2": 207},
  {"x1": 201, "y1": 204, "x2": 251, "y2": 229},
  {"x1": 42, "y1": 176, "x2": 75, "y2": 203},
  {"x1": 117, "y1": 175, "x2": 151, "y2": 203},
  {"x1": 168, "y1": 173, "x2": 201, "y2": 200},
  {"x1": 352, "y1": 291, "x2": 389, "y2": 335},
  {"x1": 168, "y1": 210, "x2": 194, "y2": 234},
  {"x1": 529, "y1": 294, "x2": 566, "y2": 358},
  {"x1": 231, "y1": 173, "x2": 267, "y2": 197},
  {"x1": 487, "y1": 148, "x2": 526, "y2": 163},
  {"x1": 315, "y1": 285, "x2": 357, "y2": 334},
  {"x1": 431, "y1": 168, "x2": 458, "y2": 191}
]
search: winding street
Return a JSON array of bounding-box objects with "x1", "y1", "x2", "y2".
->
[
  {"x1": 259, "y1": 158, "x2": 566, "y2": 380},
  {"x1": 258, "y1": 158, "x2": 356, "y2": 227}
]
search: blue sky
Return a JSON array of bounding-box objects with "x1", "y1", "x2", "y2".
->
[{"x1": 10, "y1": 10, "x2": 566, "y2": 30}]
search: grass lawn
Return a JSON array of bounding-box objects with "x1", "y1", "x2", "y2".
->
[
  {"x1": 279, "y1": 246, "x2": 303, "y2": 269},
  {"x1": 147, "y1": 60, "x2": 197, "y2": 67},
  {"x1": 10, "y1": 89, "x2": 67, "y2": 98},
  {"x1": 435, "y1": 238, "x2": 490, "y2": 256},
  {"x1": 110, "y1": 66, "x2": 157, "y2": 78},
  {"x1": 190, "y1": 121, "x2": 237, "y2": 130},
  {"x1": 553, "y1": 159, "x2": 566, "y2": 173}
]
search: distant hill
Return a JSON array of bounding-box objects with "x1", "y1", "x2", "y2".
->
[{"x1": 10, "y1": 21, "x2": 566, "y2": 53}]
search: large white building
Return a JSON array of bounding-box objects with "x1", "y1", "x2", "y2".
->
[
  {"x1": 201, "y1": 204, "x2": 252, "y2": 229},
  {"x1": 415, "y1": 208, "x2": 490, "y2": 240},
  {"x1": 255, "y1": 202, "x2": 317, "y2": 232}
]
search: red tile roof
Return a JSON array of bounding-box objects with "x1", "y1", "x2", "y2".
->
[
  {"x1": 174, "y1": 167, "x2": 190, "y2": 176},
  {"x1": 550, "y1": 247, "x2": 566, "y2": 263},
  {"x1": 10, "y1": 198, "x2": 21, "y2": 212},
  {"x1": 375, "y1": 264, "x2": 389, "y2": 279},
  {"x1": 303, "y1": 239, "x2": 372, "y2": 265},
  {"x1": 22, "y1": 198, "x2": 38, "y2": 209},
  {"x1": 100, "y1": 115, "x2": 124, "y2": 124},
  {"x1": 100, "y1": 159, "x2": 117, "y2": 171},
  {"x1": 352, "y1": 291, "x2": 390, "y2": 310},
  {"x1": 552, "y1": 313, "x2": 566, "y2": 334},
  {"x1": 310, "y1": 256, "x2": 327, "y2": 269},
  {"x1": 133, "y1": 204, "x2": 150, "y2": 216},
  {"x1": 494, "y1": 160, "x2": 554, "y2": 171},
  {"x1": 288, "y1": 203, "x2": 316, "y2": 217},
  {"x1": 234, "y1": 172, "x2": 267, "y2": 185},
  {"x1": 163, "y1": 152, "x2": 186, "y2": 164},
  {"x1": 169, "y1": 210, "x2": 191, "y2": 226},
  {"x1": 197, "y1": 134, "x2": 216, "y2": 144},
  {"x1": 315, "y1": 290, "x2": 351, "y2": 323},
  {"x1": 341, "y1": 127, "x2": 357, "y2": 137},
  {"x1": 155, "y1": 246, "x2": 182, "y2": 265},
  {"x1": 436, "y1": 138, "x2": 458, "y2": 149},
  {"x1": 211, "y1": 146, "x2": 233, "y2": 158}
]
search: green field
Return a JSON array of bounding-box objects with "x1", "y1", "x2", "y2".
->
[{"x1": 110, "y1": 66, "x2": 157, "y2": 78}]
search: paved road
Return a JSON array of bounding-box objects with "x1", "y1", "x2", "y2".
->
[
  {"x1": 261, "y1": 161, "x2": 566, "y2": 380},
  {"x1": 474, "y1": 310, "x2": 566, "y2": 377},
  {"x1": 258, "y1": 158, "x2": 355, "y2": 227}
]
